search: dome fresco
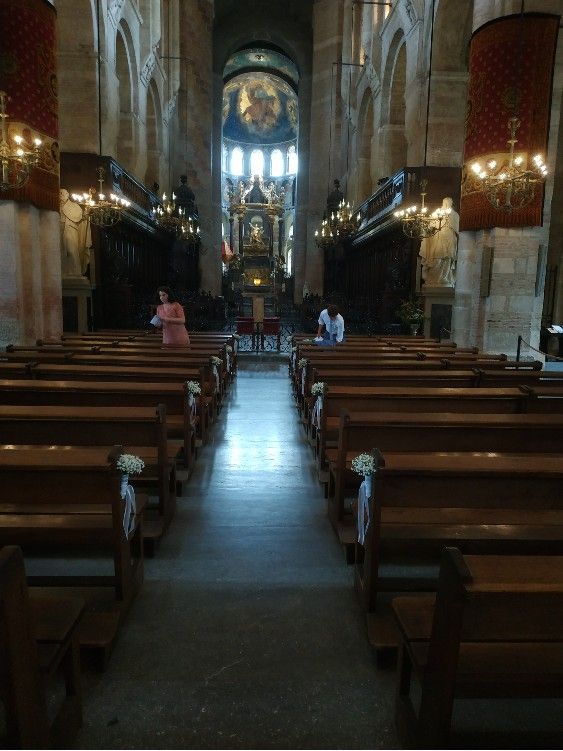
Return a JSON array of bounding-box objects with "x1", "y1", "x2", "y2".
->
[
  {"x1": 224, "y1": 48, "x2": 299, "y2": 89},
  {"x1": 222, "y1": 72, "x2": 298, "y2": 145}
]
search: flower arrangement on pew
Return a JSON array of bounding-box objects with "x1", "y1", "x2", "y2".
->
[
  {"x1": 311, "y1": 382, "x2": 328, "y2": 429},
  {"x1": 115, "y1": 453, "x2": 145, "y2": 539},
  {"x1": 226, "y1": 345, "x2": 233, "y2": 354},
  {"x1": 311, "y1": 381, "x2": 327, "y2": 396},
  {"x1": 186, "y1": 380, "x2": 201, "y2": 396},
  {"x1": 351, "y1": 453, "x2": 376, "y2": 476},
  {"x1": 298, "y1": 358, "x2": 307, "y2": 369},
  {"x1": 210, "y1": 355, "x2": 222, "y2": 394},
  {"x1": 351, "y1": 453, "x2": 376, "y2": 546}
]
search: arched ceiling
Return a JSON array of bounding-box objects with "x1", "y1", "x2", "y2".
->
[{"x1": 224, "y1": 47, "x2": 299, "y2": 90}]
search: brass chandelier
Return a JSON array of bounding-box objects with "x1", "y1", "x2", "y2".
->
[
  {"x1": 394, "y1": 179, "x2": 450, "y2": 239},
  {"x1": 314, "y1": 217, "x2": 336, "y2": 249},
  {"x1": 334, "y1": 199, "x2": 360, "y2": 239},
  {"x1": 152, "y1": 191, "x2": 200, "y2": 239},
  {"x1": 470, "y1": 117, "x2": 547, "y2": 212},
  {"x1": 71, "y1": 167, "x2": 130, "y2": 227},
  {"x1": 0, "y1": 91, "x2": 42, "y2": 192}
]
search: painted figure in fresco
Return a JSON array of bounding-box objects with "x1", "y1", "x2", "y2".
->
[
  {"x1": 240, "y1": 82, "x2": 279, "y2": 133},
  {"x1": 419, "y1": 197, "x2": 459, "y2": 287},
  {"x1": 59, "y1": 188, "x2": 91, "y2": 278}
]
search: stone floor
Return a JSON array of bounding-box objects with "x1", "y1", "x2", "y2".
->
[{"x1": 74, "y1": 361, "x2": 398, "y2": 749}]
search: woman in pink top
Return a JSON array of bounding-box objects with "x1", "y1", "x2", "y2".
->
[{"x1": 155, "y1": 287, "x2": 190, "y2": 346}]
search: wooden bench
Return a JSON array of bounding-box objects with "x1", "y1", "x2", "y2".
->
[
  {"x1": 328, "y1": 412, "x2": 563, "y2": 551},
  {"x1": 393, "y1": 547, "x2": 563, "y2": 748},
  {"x1": 0, "y1": 445, "x2": 146, "y2": 663},
  {"x1": 354, "y1": 451, "x2": 563, "y2": 651},
  {"x1": 0, "y1": 545, "x2": 84, "y2": 749},
  {"x1": 0, "y1": 403, "x2": 179, "y2": 551},
  {"x1": 0, "y1": 378, "x2": 201, "y2": 463},
  {"x1": 315, "y1": 386, "x2": 531, "y2": 472}
]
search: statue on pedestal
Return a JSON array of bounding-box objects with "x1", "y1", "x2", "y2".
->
[
  {"x1": 59, "y1": 188, "x2": 92, "y2": 278},
  {"x1": 419, "y1": 197, "x2": 459, "y2": 287}
]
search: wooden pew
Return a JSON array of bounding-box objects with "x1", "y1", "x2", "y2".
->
[
  {"x1": 0, "y1": 378, "x2": 201, "y2": 463},
  {"x1": 354, "y1": 451, "x2": 563, "y2": 650},
  {"x1": 0, "y1": 404, "x2": 178, "y2": 551},
  {"x1": 0, "y1": 445, "x2": 146, "y2": 664},
  {"x1": 393, "y1": 547, "x2": 563, "y2": 748},
  {"x1": 330, "y1": 411, "x2": 563, "y2": 549},
  {"x1": 0, "y1": 546, "x2": 84, "y2": 749},
  {"x1": 315, "y1": 386, "x2": 531, "y2": 473}
]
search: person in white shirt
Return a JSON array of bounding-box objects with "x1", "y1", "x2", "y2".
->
[{"x1": 315, "y1": 304, "x2": 345, "y2": 344}]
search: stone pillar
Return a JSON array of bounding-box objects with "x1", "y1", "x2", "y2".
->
[
  {"x1": 0, "y1": 0, "x2": 62, "y2": 347},
  {"x1": 177, "y1": 0, "x2": 220, "y2": 294}
]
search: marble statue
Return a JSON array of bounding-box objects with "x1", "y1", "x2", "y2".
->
[
  {"x1": 59, "y1": 188, "x2": 91, "y2": 278},
  {"x1": 419, "y1": 196, "x2": 459, "y2": 287}
]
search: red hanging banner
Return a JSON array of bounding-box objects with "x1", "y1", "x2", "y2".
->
[
  {"x1": 460, "y1": 14, "x2": 559, "y2": 231},
  {"x1": 0, "y1": 0, "x2": 59, "y2": 211}
]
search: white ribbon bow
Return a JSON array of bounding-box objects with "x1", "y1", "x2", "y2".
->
[
  {"x1": 188, "y1": 392, "x2": 197, "y2": 426},
  {"x1": 312, "y1": 395, "x2": 323, "y2": 429},
  {"x1": 357, "y1": 475, "x2": 372, "y2": 545},
  {"x1": 301, "y1": 364, "x2": 307, "y2": 396},
  {"x1": 120, "y1": 475, "x2": 137, "y2": 540},
  {"x1": 212, "y1": 364, "x2": 220, "y2": 394}
]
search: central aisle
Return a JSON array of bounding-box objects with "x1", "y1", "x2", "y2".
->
[{"x1": 78, "y1": 361, "x2": 398, "y2": 749}]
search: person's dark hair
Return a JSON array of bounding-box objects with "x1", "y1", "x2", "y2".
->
[
  {"x1": 327, "y1": 303, "x2": 339, "y2": 318},
  {"x1": 157, "y1": 286, "x2": 178, "y2": 303}
]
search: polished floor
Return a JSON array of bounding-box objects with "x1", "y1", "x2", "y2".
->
[{"x1": 75, "y1": 361, "x2": 399, "y2": 749}]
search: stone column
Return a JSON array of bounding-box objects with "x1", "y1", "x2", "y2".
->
[
  {"x1": 0, "y1": 0, "x2": 62, "y2": 347},
  {"x1": 177, "y1": 0, "x2": 221, "y2": 294}
]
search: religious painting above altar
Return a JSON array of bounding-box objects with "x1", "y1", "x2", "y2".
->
[{"x1": 223, "y1": 73, "x2": 298, "y2": 145}]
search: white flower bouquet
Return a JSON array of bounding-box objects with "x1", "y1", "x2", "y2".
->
[
  {"x1": 116, "y1": 454, "x2": 145, "y2": 476},
  {"x1": 186, "y1": 380, "x2": 201, "y2": 396},
  {"x1": 226, "y1": 345, "x2": 233, "y2": 353},
  {"x1": 298, "y1": 357, "x2": 308, "y2": 369},
  {"x1": 210, "y1": 356, "x2": 222, "y2": 366},
  {"x1": 311, "y1": 381, "x2": 327, "y2": 396},
  {"x1": 351, "y1": 453, "x2": 376, "y2": 477}
]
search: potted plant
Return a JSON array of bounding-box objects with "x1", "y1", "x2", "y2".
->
[{"x1": 397, "y1": 299, "x2": 424, "y2": 336}]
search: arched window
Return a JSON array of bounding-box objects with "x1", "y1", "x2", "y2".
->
[
  {"x1": 250, "y1": 149, "x2": 264, "y2": 177},
  {"x1": 230, "y1": 147, "x2": 243, "y2": 175},
  {"x1": 270, "y1": 149, "x2": 284, "y2": 177},
  {"x1": 287, "y1": 145, "x2": 297, "y2": 174}
]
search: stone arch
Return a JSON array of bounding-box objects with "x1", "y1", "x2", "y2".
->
[
  {"x1": 145, "y1": 79, "x2": 163, "y2": 189},
  {"x1": 380, "y1": 31, "x2": 408, "y2": 176},
  {"x1": 433, "y1": 0, "x2": 473, "y2": 72},
  {"x1": 356, "y1": 88, "x2": 375, "y2": 202},
  {"x1": 115, "y1": 21, "x2": 137, "y2": 173}
]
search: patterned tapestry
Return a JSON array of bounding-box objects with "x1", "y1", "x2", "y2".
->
[
  {"x1": 0, "y1": 0, "x2": 59, "y2": 211},
  {"x1": 460, "y1": 14, "x2": 559, "y2": 231}
]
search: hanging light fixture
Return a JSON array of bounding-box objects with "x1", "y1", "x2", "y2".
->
[
  {"x1": 394, "y1": 179, "x2": 450, "y2": 239},
  {"x1": 469, "y1": 117, "x2": 547, "y2": 212},
  {"x1": 314, "y1": 216, "x2": 336, "y2": 249},
  {"x1": 71, "y1": 167, "x2": 130, "y2": 227},
  {"x1": 334, "y1": 199, "x2": 361, "y2": 239},
  {"x1": 0, "y1": 91, "x2": 42, "y2": 192}
]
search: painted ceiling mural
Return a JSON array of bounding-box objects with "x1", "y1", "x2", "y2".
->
[
  {"x1": 222, "y1": 72, "x2": 298, "y2": 145},
  {"x1": 224, "y1": 48, "x2": 299, "y2": 89}
]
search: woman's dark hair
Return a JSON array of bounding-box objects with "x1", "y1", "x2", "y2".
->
[
  {"x1": 157, "y1": 286, "x2": 178, "y2": 303},
  {"x1": 327, "y1": 303, "x2": 339, "y2": 318}
]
